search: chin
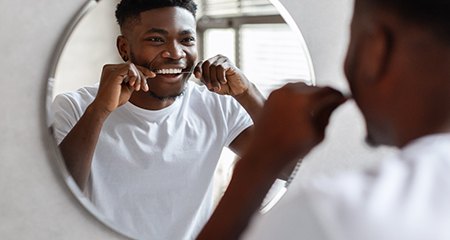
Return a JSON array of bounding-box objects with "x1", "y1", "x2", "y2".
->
[
  {"x1": 147, "y1": 84, "x2": 186, "y2": 101},
  {"x1": 365, "y1": 127, "x2": 396, "y2": 148},
  {"x1": 148, "y1": 79, "x2": 187, "y2": 96},
  {"x1": 365, "y1": 134, "x2": 381, "y2": 148}
]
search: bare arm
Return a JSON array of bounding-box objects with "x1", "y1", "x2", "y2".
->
[
  {"x1": 194, "y1": 54, "x2": 263, "y2": 154},
  {"x1": 58, "y1": 63, "x2": 153, "y2": 190},
  {"x1": 194, "y1": 55, "x2": 300, "y2": 180},
  {"x1": 232, "y1": 82, "x2": 265, "y2": 122},
  {"x1": 194, "y1": 54, "x2": 265, "y2": 123},
  {"x1": 59, "y1": 104, "x2": 110, "y2": 190},
  {"x1": 227, "y1": 83, "x2": 264, "y2": 157},
  {"x1": 198, "y1": 83, "x2": 347, "y2": 239},
  {"x1": 198, "y1": 149, "x2": 281, "y2": 240}
]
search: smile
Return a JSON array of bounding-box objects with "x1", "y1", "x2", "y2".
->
[{"x1": 155, "y1": 68, "x2": 183, "y2": 74}]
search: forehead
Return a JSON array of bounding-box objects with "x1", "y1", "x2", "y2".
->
[{"x1": 133, "y1": 7, "x2": 196, "y2": 33}]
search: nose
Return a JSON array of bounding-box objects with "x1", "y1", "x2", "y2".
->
[{"x1": 162, "y1": 41, "x2": 186, "y2": 59}]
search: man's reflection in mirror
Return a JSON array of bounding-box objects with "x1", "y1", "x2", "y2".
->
[{"x1": 50, "y1": 0, "x2": 267, "y2": 238}]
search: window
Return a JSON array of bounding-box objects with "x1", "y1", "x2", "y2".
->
[
  {"x1": 199, "y1": 0, "x2": 313, "y2": 207},
  {"x1": 197, "y1": 0, "x2": 313, "y2": 97}
]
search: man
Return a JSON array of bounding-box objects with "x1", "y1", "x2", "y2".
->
[
  {"x1": 199, "y1": 0, "x2": 450, "y2": 239},
  {"x1": 51, "y1": 0, "x2": 265, "y2": 239}
]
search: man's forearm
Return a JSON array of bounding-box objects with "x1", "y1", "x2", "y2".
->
[
  {"x1": 234, "y1": 83, "x2": 265, "y2": 123},
  {"x1": 197, "y1": 149, "x2": 283, "y2": 240},
  {"x1": 233, "y1": 84, "x2": 297, "y2": 180},
  {"x1": 59, "y1": 104, "x2": 110, "y2": 190}
]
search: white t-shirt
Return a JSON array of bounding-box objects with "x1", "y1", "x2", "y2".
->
[
  {"x1": 244, "y1": 133, "x2": 450, "y2": 240},
  {"x1": 51, "y1": 81, "x2": 253, "y2": 240}
]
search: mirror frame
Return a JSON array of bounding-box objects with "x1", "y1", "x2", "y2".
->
[
  {"x1": 46, "y1": 1, "x2": 137, "y2": 239},
  {"x1": 45, "y1": 0, "x2": 315, "y2": 238}
]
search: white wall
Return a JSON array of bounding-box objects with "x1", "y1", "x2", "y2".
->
[
  {"x1": 0, "y1": 0, "x2": 393, "y2": 239},
  {"x1": 52, "y1": 0, "x2": 121, "y2": 98}
]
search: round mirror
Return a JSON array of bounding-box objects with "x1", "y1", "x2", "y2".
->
[{"x1": 47, "y1": 0, "x2": 314, "y2": 239}]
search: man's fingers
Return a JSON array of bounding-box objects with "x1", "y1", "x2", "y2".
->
[
  {"x1": 135, "y1": 65, "x2": 155, "y2": 92},
  {"x1": 136, "y1": 65, "x2": 156, "y2": 78},
  {"x1": 128, "y1": 75, "x2": 137, "y2": 87},
  {"x1": 128, "y1": 63, "x2": 147, "y2": 91},
  {"x1": 194, "y1": 61, "x2": 203, "y2": 79},
  {"x1": 312, "y1": 92, "x2": 347, "y2": 131},
  {"x1": 201, "y1": 61, "x2": 212, "y2": 89},
  {"x1": 209, "y1": 63, "x2": 221, "y2": 91},
  {"x1": 213, "y1": 57, "x2": 228, "y2": 85},
  {"x1": 217, "y1": 65, "x2": 227, "y2": 85},
  {"x1": 105, "y1": 64, "x2": 129, "y2": 85}
]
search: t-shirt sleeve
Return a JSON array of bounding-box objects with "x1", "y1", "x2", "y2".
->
[
  {"x1": 223, "y1": 96, "x2": 254, "y2": 147},
  {"x1": 51, "y1": 94, "x2": 83, "y2": 145}
]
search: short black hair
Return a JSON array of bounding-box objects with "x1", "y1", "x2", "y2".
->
[
  {"x1": 366, "y1": 0, "x2": 450, "y2": 42},
  {"x1": 115, "y1": 0, "x2": 197, "y2": 27}
]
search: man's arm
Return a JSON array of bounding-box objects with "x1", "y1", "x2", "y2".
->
[
  {"x1": 197, "y1": 83, "x2": 347, "y2": 239},
  {"x1": 59, "y1": 104, "x2": 110, "y2": 190},
  {"x1": 227, "y1": 82, "x2": 264, "y2": 157},
  {"x1": 232, "y1": 82, "x2": 265, "y2": 122},
  {"x1": 194, "y1": 55, "x2": 298, "y2": 180},
  {"x1": 58, "y1": 63, "x2": 153, "y2": 190},
  {"x1": 194, "y1": 54, "x2": 265, "y2": 123},
  {"x1": 194, "y1": 55, "x2": 264, "y2": 152}
]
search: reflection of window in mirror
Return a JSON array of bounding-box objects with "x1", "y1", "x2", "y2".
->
[{"x1": 196, "y1": 0, "x2": 313, "y2": 207}]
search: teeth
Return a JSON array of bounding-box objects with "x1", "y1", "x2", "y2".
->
[{"x1": 156, "y1": 68, "x2": 183, "y2": 74}]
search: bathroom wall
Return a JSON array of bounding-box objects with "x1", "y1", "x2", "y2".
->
[{"x1": 0, "y1": 0, "x2": 391, "y2": 239}]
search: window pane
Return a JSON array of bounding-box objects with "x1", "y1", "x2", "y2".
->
[
  {"x1": 240, "y1": 24, "x2": 312, "y2": 97},
  {"x1": 198, "y1": 0, "x2": 277, "y2": 17},
  {"x1": 204, "y1": 29, "x2": 236, "y2": 62}
]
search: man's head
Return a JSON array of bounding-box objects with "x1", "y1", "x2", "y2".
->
[
  {"x1": 115, "y1": 0, "x2": 197, "y2": 30},
  {"x1": 115, "y1": 0, "x2": 198, "y2": 101},
  {"x1": 345, "y1": 0, "x2": 450, "y2": 147},
  {"x1": 361, "y1": 0, "x2": 450, "y2": 40}
]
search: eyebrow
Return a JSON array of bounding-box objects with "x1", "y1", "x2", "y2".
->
[{"x1": 144, "y1": 28, "x2": 196, "y2": 36}]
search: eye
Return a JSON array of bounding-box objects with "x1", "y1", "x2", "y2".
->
[
  {"x1": 181, "y1": 36, "x2": 196, "y2": 45},
  {"x1": 144, "y1": 36, "x2": 165, "y2": 43}
]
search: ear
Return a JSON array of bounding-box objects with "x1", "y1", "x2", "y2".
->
[
  {"x1": 117, "y1": 35, "x2": 130, "y2": 62},
  {"x1": 364, "y1": 24, "x2": 393, "y2": 83}
]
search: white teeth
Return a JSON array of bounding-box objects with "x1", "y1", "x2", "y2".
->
[{"x1": 156, "y1": 68, "x2": 183, "y2": 74}]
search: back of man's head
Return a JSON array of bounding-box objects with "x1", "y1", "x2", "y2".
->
[
  {"x1": 365, "y1": 0, "x2": 450, "y2": 44},
  {"x1": 115, "y1": 0, "x2": 197, "y2": 28}
]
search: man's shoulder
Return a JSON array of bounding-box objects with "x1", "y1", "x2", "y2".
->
[
  {"x1": 186, "y1": 80, "x2": 234, "y2": 104},
  {"x1": 187, "y1": 80, "x2": 209, "y2": 95},
  {"x1": 54, "y1": 85, "x2": 99, "y2": 106}
]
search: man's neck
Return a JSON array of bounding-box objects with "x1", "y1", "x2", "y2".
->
[{"x1": 129, "y1": 91, "x2": 178, "y2": 110}]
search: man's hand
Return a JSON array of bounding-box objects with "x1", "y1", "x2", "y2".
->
[
  {"x1": 91, "y1": 62, "x2": 156, "y2": 114},
  {"x1": 194, "y1": 55, "x2": 266, "y2": 157},
  {"x1": 249, "y1": 82, "x2": 347, "y2": 169},
  {"x1": 57, "y1": 62, "x2": 155, "y2": 189},
  {"x1": 197, "y1": 83, "x2": 347, "y2": 240},
  {"x1": 194, "y1": 55, "x2": 250, "y2": 96}
]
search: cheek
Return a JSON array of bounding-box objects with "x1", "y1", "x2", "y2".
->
[
  {"x1": 344, "y1": 53, "x2": 353, "y2": 86},
  {"x1": 344, "y1": 44, "x2": 358, "y2": 96},
  {"x1": 186, "y1": 47, "x2": 198, "y2": 63},
  {"x1": 343, "y1": 43, "x2": 353, "y2": 80},
  {"x1": 131, "y1": 48, "x2": 162, "y2": 67},
  {"x1": 344, "y1": 42, "x2": 372, "y2": 124}
]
